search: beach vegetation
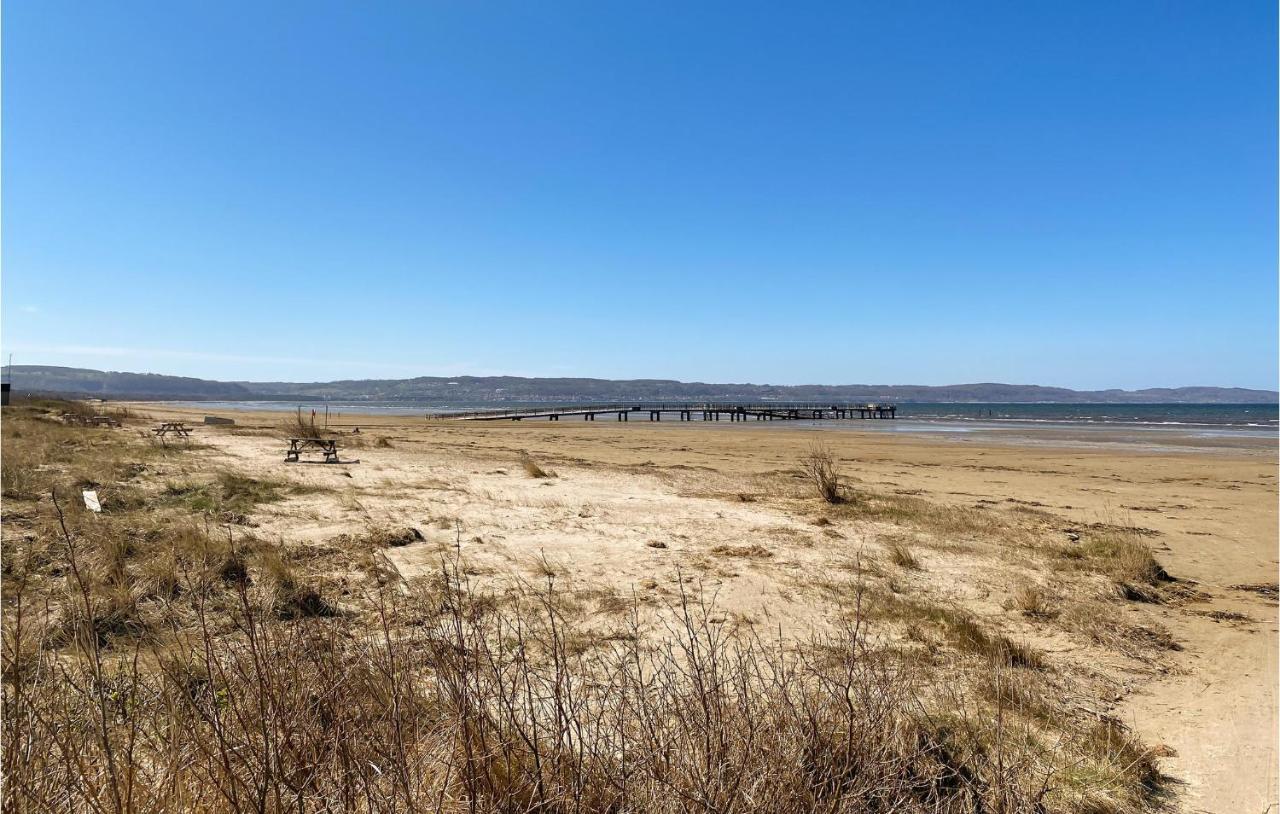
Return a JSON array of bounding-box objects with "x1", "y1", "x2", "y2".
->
[
  {"x1": 519, "y1": 450, "x2": 555, "y2": 478},
  {"x1": 1007, "y1": 584, "x2": 1056, "y2": 619},
  {"x1": 886, "y1": 537, "x2": 921, "y2": 570},
  {"x1": 801, "y1": 441, "x2": 843, "y2": 503},
  {"x1": 281, "y1": 406, "x2": 327, "y2": 439},
  {"x1": 0, "y1": 400, "x2": 1173, "y2": 814}
]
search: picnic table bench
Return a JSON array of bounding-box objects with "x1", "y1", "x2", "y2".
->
[
  {"x1": 58, "y1": 412, "x2": 119, "y2": 427},
  {"x1": 152, "y1": 422, "x2": 192, "y2": 438},
  {"x1": 285, "y1": 437, "x2": 340, "y2": 464}
]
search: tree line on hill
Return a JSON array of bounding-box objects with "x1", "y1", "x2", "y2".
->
[{"x1": 6, "y1": 365, "x2": 1276, "y2": 404}]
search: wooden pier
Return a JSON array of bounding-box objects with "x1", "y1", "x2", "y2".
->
[{"x1": 433, "y1": 402, "x2": 897, "y2": 422}]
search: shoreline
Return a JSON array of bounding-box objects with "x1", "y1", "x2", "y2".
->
[{"x1": 136, "y1": 400, "x2": 1279, "y2": 455}]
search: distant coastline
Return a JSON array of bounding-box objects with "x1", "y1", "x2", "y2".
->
[
  {"x1": 141, "y1": 399, "x2": 1278, "y2": 430},
  {"x1": 5, "y1": 365, "x2": 1277, "y2": 405}
]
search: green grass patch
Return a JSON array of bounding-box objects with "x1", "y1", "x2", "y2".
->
[{"x1": 867, "y1": 591, "x2": 1043, "y2": 669}]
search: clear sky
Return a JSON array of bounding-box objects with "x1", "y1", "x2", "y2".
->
[{"x1": 3, "y1": 1, "x2": 1276, "y2": 389}]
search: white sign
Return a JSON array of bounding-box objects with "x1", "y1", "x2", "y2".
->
[{"x1": 82, "y1": 490, "x2": 102, "y2": 513}]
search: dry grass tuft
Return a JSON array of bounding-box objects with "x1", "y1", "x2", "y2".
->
[
  {"x1": 710, "y1": 543, "x2": 773, "y2": 558},
  {"x1": 1072, "y1": 717, "x2": 1164, "y2": 810},
  {"x1": 1059, "y1": 529, "x2": 1170, "y2": 602},
  {"x1": 885, "y1": 538, "x2": 921, "y2": 570},
  {"x1": 368, "y1": 526, "x2": 425, "y2": 547},
  {"x1": 519, "y1": 451, "x2": 555, "y2": 478},
  {"x1": 1007, "y1": 584, "x2": 1056, "y2": 619},
  {"x1": 868, "y1": 592, "x2": 1043, "y2": 669},
  {"x1": 1, "y1": 454, "x2": 37, "y2": 500},
  {"x1": 945, "y1": 615, "x2": 1044, "y2": 669},
  {"x1": 1229, "y1": 582, "x2": 1278, "y2": 601},
  {"x1": 257, "y1": 545, "x2": 340, "y2": 619},
  {"x1": 1062, "y1": 603, "x2": 1179, "y2": 657}
]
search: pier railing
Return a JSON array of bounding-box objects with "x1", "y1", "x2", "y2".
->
[{"x1": 429, "y1": 402, "x2": 897, "y2": 421}]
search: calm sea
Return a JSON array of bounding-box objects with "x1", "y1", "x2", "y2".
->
[
  {"x1": 167, "y1": 400, "x2": 1278, "y2": 431},
  {"x1": 893, "y1": 402, "x2": 1277, "y2": 428}
]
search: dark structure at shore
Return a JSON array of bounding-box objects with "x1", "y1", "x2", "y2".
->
[{"x1": 436, "y1": 402, "x2": 897, "y2": 422}]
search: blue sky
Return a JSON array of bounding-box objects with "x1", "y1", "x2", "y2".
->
[{"x1": 3, "y1": 1, "x2": 1275, "y2": 389}]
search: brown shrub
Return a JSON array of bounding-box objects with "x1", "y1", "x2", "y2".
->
[
  {"x1": 800, "y1": 442, "x2": 843, "y2": 503},
  {"x1": 4, "y1": 560, "x2": 1154, "y2": 813},
  {"x1": 280, "y1": 407, "x2": 327, "y2": 439}
]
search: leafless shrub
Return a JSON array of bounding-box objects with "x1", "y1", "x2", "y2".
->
[
  {"x1": 281, "y1": 407, "x2": 326, "y2": 439},
  {"x1": 3, "y1": 546, "x2": 1104, "y2": 813},
  {"x1": 801, "y1": 442, "x2": 843, "y2": 503}
]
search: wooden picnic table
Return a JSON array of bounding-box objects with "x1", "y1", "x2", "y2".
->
[
  {"x1": 285, "y1": 437, "x2": 340, "y2": 464},
  {"x1": 58, "y1": 412, "x2": 118, "y2": 427},
  {"x1": 152, "y1": 422, "x2": 192, "y2": 438}
]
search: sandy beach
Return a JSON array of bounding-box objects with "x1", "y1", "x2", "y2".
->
[{"x1": 121, "y1": 403, "x2": 1278, "y2": 813}]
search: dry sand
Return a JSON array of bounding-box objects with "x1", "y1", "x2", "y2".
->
[{"x1": 132, "y1": 405, "x2": 1278, "y2": 813}]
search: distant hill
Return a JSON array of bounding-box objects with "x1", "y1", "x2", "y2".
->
[
  {"x1": 6, "y1": 365, "x2": 1276, "y2": 404},
  {"x1": 7, "y1": 366, "x2": 254, "y2": 399}
]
